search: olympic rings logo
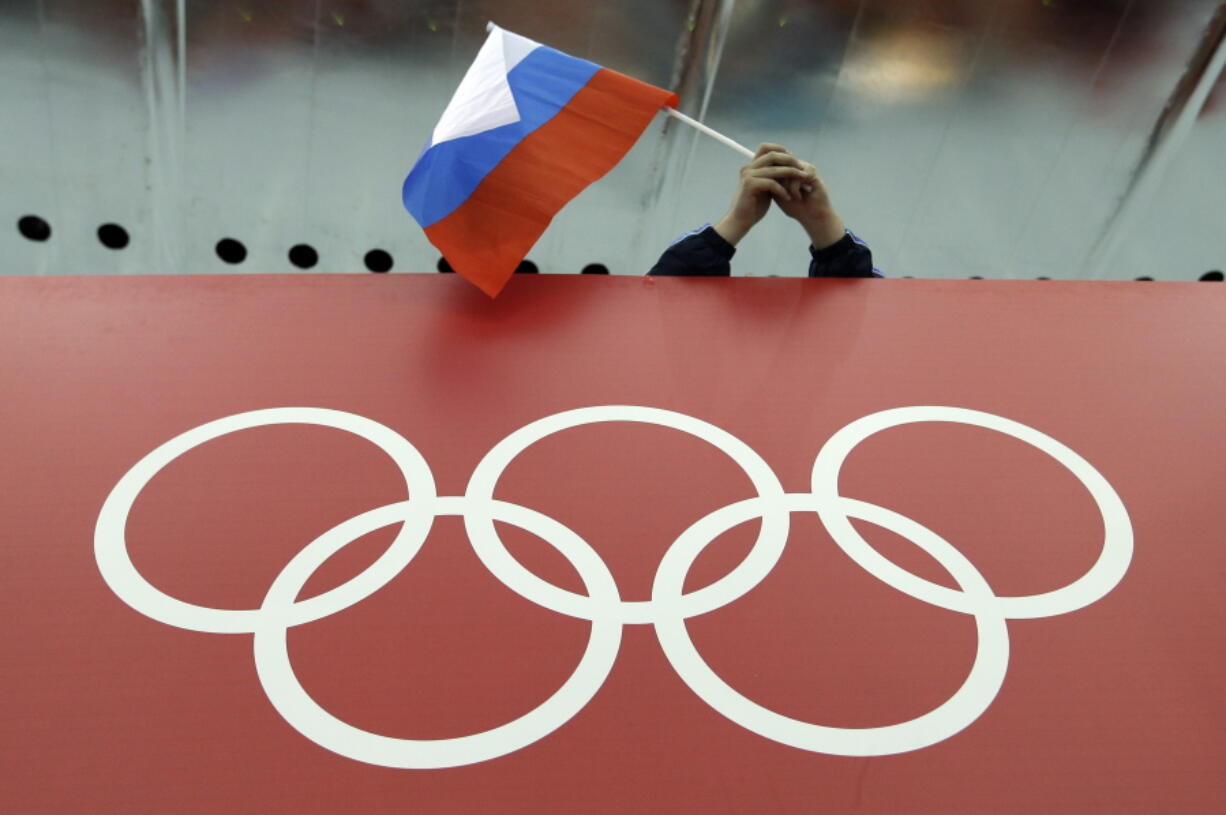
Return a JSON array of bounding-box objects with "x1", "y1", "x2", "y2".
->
[{"x1": 95, "y1": 406, "x2": 1133, "y2": 769}]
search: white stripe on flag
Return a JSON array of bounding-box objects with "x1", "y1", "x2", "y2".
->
[{"x1": 432, "y1": 25, "x2": 539, "y2": 146}]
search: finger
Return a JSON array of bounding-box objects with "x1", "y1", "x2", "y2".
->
[
  {"x1": 746, "y1": 166, "x2": 812, "y2": 180},
  {"x1": 750, "y1": 151, "x2": 805, "y2": 171},
  {"x1": 802, "y1": 162, "x2": 824, "y2": 184},
  {"x1": 747, "y1": 177, "x2": 792, "y2": 201},
  {"x1": 755, "y1": 142, "x2": 789, "y2": 157}
]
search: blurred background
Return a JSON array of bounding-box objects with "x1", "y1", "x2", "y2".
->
[{"x1": 2, "y1": 0, "x2": 1223, "y2": 280}]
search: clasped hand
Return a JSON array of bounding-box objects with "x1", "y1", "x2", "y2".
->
[{"x1": 713, "y1": 143, "x2": 846, "y2": 250}]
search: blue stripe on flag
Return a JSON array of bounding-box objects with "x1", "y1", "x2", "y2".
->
[{"x1": 403, "y1": 46, "x2": 601, "y2": 228}]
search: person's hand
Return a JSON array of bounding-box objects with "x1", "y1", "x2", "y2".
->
[
  {"x1": 773, "y1": 157, "x2": 847, "y2": 250},
  {"x1": 712, "y1": 143, "x2": 815, "y2": 246}
]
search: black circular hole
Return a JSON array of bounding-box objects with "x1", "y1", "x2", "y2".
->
[
  {"x1": 1135, "y1": 276, "x2": 1154, "y2": 282},
  {"x1": 437, "y1": 256, "x2": 455, "y2": 273},
  {"x1": 98, "y1": 223, "x2": 130, "y2": 250},
  {"x1": 365, "y1": 249, "x2": 393, "y2": 273},
  {"x1": 288, "y1": 244, "x2": 318, "y2": 269},
  {"x1": 969, "y1": 275, "x2": 983, "y2": 280},
  {"x1": 515, "y1": 260, "x2": 538, "y2": 274},
  {"x1": 1036, "y1": 276, "x2": 1051, "y2": 280},
  {"x1": 1201, "y1": 270, "x2": 1224, "y2": 282},
  {"x1": 216, "y1": 238, "x2": 247, "y2": 264},
  {"x1": 581, "y1": 263, "x2": 610, "y2": 275},
  {"x1": 17, "y1": 215, "x2": 51, "y2": 242}
]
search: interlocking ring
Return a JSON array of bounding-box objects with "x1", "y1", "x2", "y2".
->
[{"x1": 95, "y1": 405, "x2": 1132, "y2": 768}]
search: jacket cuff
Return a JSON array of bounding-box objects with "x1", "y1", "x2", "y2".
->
[
  {"x1": 809, "y1": 232, "x2": 856, "y2": 263},
  {"x1": 697, "y1": 225, "x2": 737, "y2": 260}
]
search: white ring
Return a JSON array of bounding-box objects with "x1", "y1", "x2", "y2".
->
[
  {"x1": 654, "y1": 493, "x2": 1009, "y2": 757},
  {"x1": 253, "y1": 497, "x2": 622, "y2": 769},
  {"x1": 463, "y1": 406, "x2": 789, "y2": 624},
  {"x1": 810, "y1": 407, "x2": 1133, "y2": 619},
  {"x1": 94, "y1": 408, "x2": 437, "y2": 633}
]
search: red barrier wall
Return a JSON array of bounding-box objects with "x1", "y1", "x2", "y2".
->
[{"x1": 2, "y1": 275, "x2": 1223, "y2": 813}]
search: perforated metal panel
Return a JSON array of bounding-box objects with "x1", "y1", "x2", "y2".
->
[{"x1": 2, "y1": 0, "x2": 1223, "y2": 280}]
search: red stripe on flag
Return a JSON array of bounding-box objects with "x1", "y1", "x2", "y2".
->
[{"x1": 425, "y1": 70, "x2": 678, "y2": 297}]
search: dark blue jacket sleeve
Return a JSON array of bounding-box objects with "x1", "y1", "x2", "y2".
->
[
  {"x1": 648, "y1": 226, "x2": 883, "y2": 278},
  {"x1": 809, "y1": 230, "x2": 883, "y2": 278},
  {"x1": 647, "y1": 226, "x2": 734, "y2": 277}
]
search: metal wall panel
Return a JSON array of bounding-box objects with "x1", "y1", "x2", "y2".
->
[
  {"x1": 2, "y1": 0, "x2": 1223, "y2": 280},
  {"x1": 2, "y1": 0, "x2": 154, "y2": 275}
]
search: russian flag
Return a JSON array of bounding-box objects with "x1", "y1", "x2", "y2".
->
[{"x1": 403, "y1": 24, "x2": 679, "y2": 296}]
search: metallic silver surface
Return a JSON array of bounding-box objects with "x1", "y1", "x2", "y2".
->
[{"x1": 2, "y1": 0, "x2": 1223, "y2": 280}]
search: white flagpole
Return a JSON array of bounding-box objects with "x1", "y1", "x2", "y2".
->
[
  {"x1": 662, "y1": 106, "x2": 813, "y2": 192},
  {"x1": 663, "y1": 107, "x2": 755, "y2": 159}
]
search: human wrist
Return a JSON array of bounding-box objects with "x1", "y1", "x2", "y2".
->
[
  {"x1": 713, "y1": 212, "x2": 754, "y2": 247},
  {"x1": 799, "y1": 209, "x2": 846, "y2": 250}
]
